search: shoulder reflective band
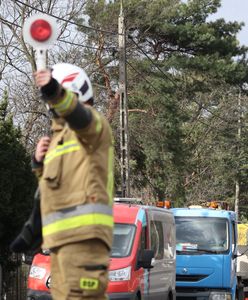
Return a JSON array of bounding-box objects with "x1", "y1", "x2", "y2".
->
[
  {"x1": 44, "y1": 140, "x2": 80, "y2": 165},
  {"x1": 52, "y1": 90, "x2": 74, "y2": 114},
  {"x1": 80, "y1": 278, "x2": 99, "y2": 290},
  {"x1": 94, "y1": 111, "x2": 102, "y2": 133},
  {"x1": 42, "y1": 203, "x2": 113, "y2": 236}
]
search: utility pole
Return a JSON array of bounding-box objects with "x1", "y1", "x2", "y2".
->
[
  {"x1": 118, "y1": 0, "x2": 130, "y2": 197},
  {"x1": 235, "y1": 90, "x2": 242, "y2": 218}
]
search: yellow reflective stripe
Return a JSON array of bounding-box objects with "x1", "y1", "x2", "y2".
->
[
  {"x1": 80, "y1": 278, "x2": 99, "y2": 290},
  {"x1": 45, "y1": 145, "x2": 80, "y2": 164},
  {"x1": 44, "y1": 140, "x2": 80, "y2": 165},
  {"x1": 95, "y1": 112, "x2": 102, "y2": 133},
  {"x1": 52, "y1": 90, "x2": 74, "y2": 113},
  {"x1": 42, "y1": 213, "x2": 113, "y2": 236},
  {"x1": 107, "y1": 146, "x2": 114, "y2": 204}
]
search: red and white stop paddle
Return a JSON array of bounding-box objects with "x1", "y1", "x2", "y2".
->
[{"x1": 23, "y1": 14, "x2": 58, "y2": 70}]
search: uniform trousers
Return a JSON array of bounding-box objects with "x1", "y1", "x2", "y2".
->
[{"x1": 50, "y1": 239, "x2": 110, "y2": 300}]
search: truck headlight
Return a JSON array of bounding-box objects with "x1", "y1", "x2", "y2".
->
[
  {"x1": 29, "y1": 266, "x2": 46, "y2": 280},
  {"x1": 109, "y1": 266, "x2": 131, "y2": 281},
  {"x1": 209, "y1": 292, "x2": 232, "y2": 300}
]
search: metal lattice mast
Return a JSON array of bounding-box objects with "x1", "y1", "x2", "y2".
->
[
  {"x1": 118, "y1": 0, "x2": 130, "y2": 197},
  {"x1": 235, "y1": 90, "x2": 242, "y2": 219}
]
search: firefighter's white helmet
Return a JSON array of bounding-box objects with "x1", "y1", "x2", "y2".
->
[{"x1": 52, "y1": 63, "x2": 93, "y2": 103}]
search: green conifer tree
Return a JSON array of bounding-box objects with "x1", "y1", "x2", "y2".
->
[{"x1": 0, "y1": 90, "x2": 36, "y2": 293}]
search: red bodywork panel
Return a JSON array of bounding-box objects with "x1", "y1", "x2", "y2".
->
[{"x1": 28, "y1": 253, "x2": 51, "y2": 291}]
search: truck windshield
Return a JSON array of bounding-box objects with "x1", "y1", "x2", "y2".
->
[
  {"x1": 175, "y1": 217, "x2": 229, "y2": 254},
  {"x1": 111, "y1": 224, "x2": 136, "y2": 258}
]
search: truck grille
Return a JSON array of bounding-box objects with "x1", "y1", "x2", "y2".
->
[
  {"x1": 176, "y1": 287, "x2": 211, "y2": 300},
  {"x1": 176, "y1": 274, "x2": 208, "y2": 282}
]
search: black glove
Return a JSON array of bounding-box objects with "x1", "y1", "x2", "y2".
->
[{"x1": 10, "y1": 188, "x2": 42, "y2": 253}]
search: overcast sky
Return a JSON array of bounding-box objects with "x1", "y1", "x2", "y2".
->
[{"x1": 209, "y1": 0, "x2": 248, "y2": 46}]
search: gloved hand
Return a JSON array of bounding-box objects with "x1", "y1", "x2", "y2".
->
[
  {"x1": 10, "y1": 188, "x2": 42, "y2": 254},
  {"x1": 10, "y1": 222, "x2": 42, "y2": 253}
]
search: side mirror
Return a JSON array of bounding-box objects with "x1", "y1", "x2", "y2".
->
[
  {"x1": 22, "y1": 253, "x2": 33, "y2": 265},
  {"x1": 137, "y1": 249, "x2": 154, "y2": 269}
]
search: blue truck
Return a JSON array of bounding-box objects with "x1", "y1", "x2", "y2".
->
[{"x1": 171, "y1": 206, "x2": 242, "y2": 300}]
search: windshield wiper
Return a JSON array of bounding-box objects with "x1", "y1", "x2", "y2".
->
[
  {"x1": 176, "y1": 248, "x2": 221, "y2": 254},
  {"x1": 197, "y1": 248, "x2": 220, "y2": 254}
]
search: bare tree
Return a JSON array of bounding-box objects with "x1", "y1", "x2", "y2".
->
[{"x1": 0, "y1": 0, "x2": 91, "y2": 152}]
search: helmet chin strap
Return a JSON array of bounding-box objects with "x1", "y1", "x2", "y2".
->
[
  {"x1": 49, "y1": 108, "x2": 59, "y2": 118},
  {"x1": 45, "y1": 103, "x2": 59, "y2": 118}
]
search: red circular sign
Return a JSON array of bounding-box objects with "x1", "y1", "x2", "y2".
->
[{"x1": 30, "y1": 19, "x2": 52, "y2": 42}]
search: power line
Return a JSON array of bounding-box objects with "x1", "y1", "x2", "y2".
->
[
  {"x1": 2, "y1": 13, "x2": 233, "y2": 134},
  {"x1": 2, "y1": 3, "x2": 237, "y2": 130},
  {"x1": 58, "y1": 38, "x2": 115, "y2": 51},
  {"x1": 126, "y1": 60, "x2": 160, "y2": 94},
  {"x1": 126, "y1": 59, "x2": 197, "y2": 126},
  {"x1": 128, "y1": 35, "x2": 178, "y2": 87},
  {"x1": 129, "y1": 35, "x2": 233, "y2": 125},
  {"x1": 0, "y1": 17, "x2": 116, "y2": 52},
  {"x1": 14, "y1": 0, "x2": 119, "y2": 36},
  {"x1": 4, "y1": 0, "x2": 240, "y2": 132},
  {"x1": 126, "y1": 59, "x2": 236, "y2": 154}
]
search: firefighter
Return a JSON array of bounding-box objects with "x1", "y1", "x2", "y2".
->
[{"x1": 33, "y1": 63, "x2": 114, "y2": 300}]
